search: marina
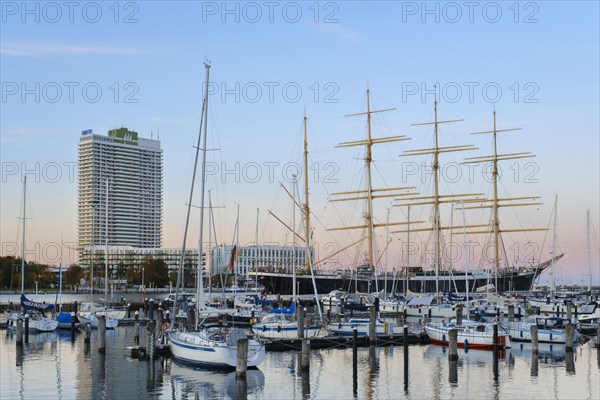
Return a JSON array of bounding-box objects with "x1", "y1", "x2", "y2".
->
[{"x1": 2, "y1": 1, "x2": 599, "y2": 399}]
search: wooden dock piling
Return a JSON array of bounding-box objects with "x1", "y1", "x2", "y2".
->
[
  {"x1": 565, "y1": 323, "x2": 574, "y2": 352},
  {"x1": 98, "y1": 315, "x2": 106, "y2": 354},
  {"x1": 16, "y1": 319, "x2": 23, "y2": 345},
  {"x1": 456, "y1": 304, "x2": 463, "y2": 325},
  {"x1": 24, "y1": 314, "x2": 29, "y2": 343},
  {"x1": 84, "y1": 323, "x2": 91, "y2": 343},
  {"x1": 448, "y1": 328, "x2": 458, "y2": 361},
  {"x1": 236, "y1": 338, "x2": 249, "y2": 379},
  {"x1": 369, "y1": 305, "x2": 376, "y2": 345},
  {"x1": 531, "y1": 325, "x2": 539, "y2": 355},
  {"x1": 148, "y1": 299, "x2": 155, "y2": 320},
  {"x1": 301, "y1": 338, "x2": 310, "y2": 371},
  {"x1": 493, "y1": 322, "x2": 498, "y2": 354},
  {"x1": 134, "y1": 311, "x2": 140, "y2": 344},
  {"x1": 147, "y1": 320, "x2": 156, "y2": 360},
  {"x1": 508, "y1": 304, "x2": 514, "y2": 322},
  {"x1": 297, "y1": 303, "x2": 304, "y2": 339},
  {"x1": 70, "y1": 312, "x2": 76, "y2": 341}
]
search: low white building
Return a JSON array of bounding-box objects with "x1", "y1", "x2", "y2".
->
[
  {"x1": 210, "y1": 245, "x2": 314, "y2": 277},
  {"x1": 79, "y1": 245, "x2": 199, "y2": 272}
]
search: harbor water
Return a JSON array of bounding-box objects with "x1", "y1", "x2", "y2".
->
[{"x1": 1, "y1": 325, "x2": 599, "y2": 399}]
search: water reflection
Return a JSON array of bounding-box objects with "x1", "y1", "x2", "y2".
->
[
  {"x1": 168, "y1": 360, "x2": 265, "y2": 399},
  {"x1": 300, "y1": 369, "x2": 310, "y2": 399},
  {"x1": 566, "y1": 352, "x2": 575, "y2": 374},
  {"x1": 2, "y1": 325, "x2": 599, "y2": 400},
  {"x1": 531, "y1": 354, "x2": 538, "y2": 377},
  {"x1": 448, "y1": 360, "x2": 458, "y2": 384}
]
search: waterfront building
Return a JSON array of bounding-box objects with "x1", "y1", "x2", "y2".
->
[
  {"x1": 78, "y1": 127, "x2": 163, "y2": 251},
  {"x1": 210, "y1": 244, "x2": 314, "y2": 277}
]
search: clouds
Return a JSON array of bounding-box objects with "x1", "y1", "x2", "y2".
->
[{"x1": 1, "y1": 42, "x2": 143, "y2": 57}]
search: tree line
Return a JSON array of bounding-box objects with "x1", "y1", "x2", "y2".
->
[{"x1": 0, "y1": 255, "x2": 187, "y2": 290}]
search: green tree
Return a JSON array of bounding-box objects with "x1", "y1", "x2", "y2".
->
[
  {"x1": 0, "y1": 257, "x2": 15, "y2": 288},
  {"x1": 65, "y1": 265, "x2": 84, "y2": 286},
  {"x1": 126, "y1": 265, "x2": 139, "y2": 284},
  {"x1": 141, "y1": 257, "x2": 169, "y2": 288}
]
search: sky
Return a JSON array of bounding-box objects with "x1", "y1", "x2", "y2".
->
[{"x1": 1, "y1": 1, "x2": 599, "y2": 286}]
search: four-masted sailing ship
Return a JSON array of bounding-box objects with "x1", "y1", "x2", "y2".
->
[{"x1": 255, "y1": 90, "x2": 558, "y2": 295}]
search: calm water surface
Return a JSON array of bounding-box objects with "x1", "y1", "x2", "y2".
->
[{"x1": 1, "y1": 326, "x2": 599, "y2": 399}]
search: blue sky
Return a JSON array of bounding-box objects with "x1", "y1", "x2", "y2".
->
[{"x1": 1, "y1": 1, "x2": 599, "y2": 285}]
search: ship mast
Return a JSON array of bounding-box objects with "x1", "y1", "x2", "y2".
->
[
  {"x1": 550, "y1": 195, "x2": 558, "y2": 295},
  {"x1": 365, "y1": 89, "x2": 376, "y2": 271},
  {"x1": 395, "y1": 97, "x2": 478, "y2": 298},
  {"x1": 330, "y1": 88, "x2": 417, "y2": 273},
  {"x1": 462, "y1": 110, "x2": 545, "y2": 294},
  {"x1": 587, "y1": 209, "x2": 592, "y2": 291},
  {"x1": 303, "y1": 112, "x2": 311, "y2": 272},
  {"x1": 20, "y1": 176, "x2": 27, "y2": 295}
]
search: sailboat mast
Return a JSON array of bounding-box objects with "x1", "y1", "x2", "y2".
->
[
  {"x1": 172, "y1": 62, "x2": 210, "y2": 324},
  {"x1": 366, "y1": 89, "x2": 375, "y2": 271},
  {"x1": 234, "y1": 204, "x2": 240, "y2": 288},
  {"x1": 587, "y1": 209, "x2": 592, "y2": 291},
  {"x1": 254, "y1": 207, "x2": 259, "y2": 287},
  {"x1": 195, "y1": 61, "x2": 211, "y2": 327},
  {"x1": 462, "y1": 201, "x2": 469, "y2": 301},
  {"x1": 405, "y1": 205, "x2": 410, "y2": 294},
  {"x1": 58, "y1": 235, "x2": 63, "y2": 311},
  {"x1": 208, "y1": 190, "x2": 212, "y2": 299},
  {"x1": 21, "y1": 176, "x2": 26, "y2": 294},
  {"x1": 385, "y1": 207, "x2": 390, "y2": 297},
  {"x1": 105, "y1": 177, "x2": 109, "y2": 304},
  {"x1": 292, "y1": 174, "x2": 297, "y2": 300},
  {"x1": 90, "y1": 204, "x2": 94, "y2": 302},
  {"x1": 303, "y1": 112, "x2": 311, "y2": 272},
  {"x1": 492, "y1": 111, "x2": 500, "y2": 294},
  {"x1": 432, "y1": 98, "x2": 441, "y2": 298},
  {"x1": 550, "y1": 195, "x2": 558, "y2": 295}
]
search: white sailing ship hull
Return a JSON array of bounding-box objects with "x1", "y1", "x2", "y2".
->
[
  {"x1": 78, "y1": 313, "x2": 119, "y2": 329},
  {"x1": 6, "y1": 315, "x2": 58, "y2": 333},
  {"x1": 425, "y1": 323, "x2": 511, "y2": 350},
  {"x1": 327, "y1": 319, "x2": 395, "y2": 337},
  {"x1": 168, "y1": 331, "x2": 265, "y2": 368},
  {"x1": 507, "y1": 325, "x2": 570, "y2": 343}
]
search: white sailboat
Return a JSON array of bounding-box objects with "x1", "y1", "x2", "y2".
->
[
  {"x1": 6, "y1": 177, "x2": 58, "y2": 333},
  {"x1": 168, "y1": 62, "x2": 264, "y2": 368},
  {"x1": 425, "y1": 318, "x2": 512, "y2": 350}
]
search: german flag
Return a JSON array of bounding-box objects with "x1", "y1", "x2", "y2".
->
[{"x1": 228, "y1": 245, "x2": 237, "y2": 271}]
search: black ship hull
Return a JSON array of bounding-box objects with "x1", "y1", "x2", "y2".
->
[{"x1": 253, "y1": 268, "x2": 546, "y2": 296}]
